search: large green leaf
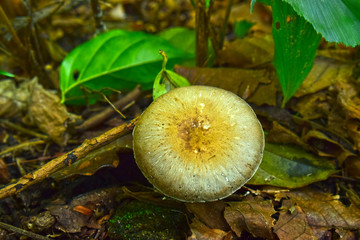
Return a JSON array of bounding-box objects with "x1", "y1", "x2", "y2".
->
[
  {"x1": 158, "y1": 27, "x2": 196, "y2": 54},
  {"x1": 60, "y1": 30, "x2": 192, "y2": 104},
  {"x1": 248, "y1": 143, "x2": 337, "y2": 188},
  {"x1": 272, "y1": 0, "x2": 321, "y2": 105},
  {"x1": 283, "y1": 0, "x2": 360, "y2": 47}
]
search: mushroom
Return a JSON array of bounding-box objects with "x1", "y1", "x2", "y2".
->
[{"x1": 133, "y1": 86, "x2": 264, "y2": 202}]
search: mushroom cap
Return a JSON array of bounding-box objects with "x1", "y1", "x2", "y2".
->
[{"x1": 133, "y1": 86, "x2": 264, "y2": 202}]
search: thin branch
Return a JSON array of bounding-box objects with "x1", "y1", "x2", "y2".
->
[
  {"x1": 0, "y1": 119, "x2": 49, "y2": 140},
  {"x1": 219, "y1": 0, "x2": 234, "y2": 49},
  {"x1": 91, "y1": 0, "x2": 106, "y2": 34},
  {"x1": 75, "y1": 85, "x2": 141, "y2": 132},
  {"x1": 0, "y1": 5, "x2": 24, "y2": 50},
  {"x1": 0, "y1": 221, "x2": 50, "y2": 240},
  {"x1": 195, "y1": 0, "x2": 209, "y2": 66},
  {"x1": 0, "y1": 140, "x2": 46, "y2": 157},
  {"x1": 0, "y1": 117, "x2": 138, "y2": 200}
]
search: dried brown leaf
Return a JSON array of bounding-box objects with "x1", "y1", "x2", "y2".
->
[
  {"x1": 47, "y1": 187, "x2": 119, "y2": 233},
  {"x1": 291, "y1": 91, "x2": 330, "y2": 120},
  {"x1": 266, "y1": 121, "x2": 307, "y2": 148},
  {"x1": 274, "y1": 205, "x2": 318, "y2": 240},
  {"x1": 335, "y1": 228, "x2": 358, "y2": 240},
  {"x1": 0, "y1": 79, "x2": 30, "y2": 118},
  {"x1": 294, "y1": 57, "x2": 355, "y2": 98},
  {"x1": 302, "y1": 130, "x2": 346, "y2": 157},
  {"x1": 275, "y1": 189, "x2": 360, "y2": 230},
  {"x1": 0, "y1": 158, "x2": 10, "y2": 184},
  {"x1": 188, "y1": 218, "x2": 229, "y2": 240},
  {"x1": 217, "y1": 34, "x2": 274, "y2": 68},
  {"x1": 224, "y1": 195, "x2": 276, "y2": 239},
  {"x1": 336, "y1": 82, "x2": 360, "y2": 151},
  {"x1": 51, "y1": 134, "x2": 133, "y2": 180},
  {"x1": 27, "y1": 78, "x2": 78, "y2": 145},
  {"x1": 186, "y1": 201, "x2": 230, "y2": 231},
  {"x1": 174, "y1": 66, "x2": 279, "y2": 106}
]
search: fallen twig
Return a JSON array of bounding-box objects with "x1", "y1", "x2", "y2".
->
[
  {"x1": 75, "y1": 85, "x2": 141, "y2": 132},
  {"x1": 0, "y1": 140, "x2": 46, "y2": 157},
  {"x1": 0, "y1": 119, "x2": 49, "y2": 140},
  {"x1": 0, "y1": 221, "x2": 50, "y2": 240},
  {"x1": 0, "y1": 117, "x2": 138, "y2": 200}
]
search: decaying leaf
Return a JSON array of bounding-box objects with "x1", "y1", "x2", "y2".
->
[
  {"x1": 25, "y1": 211, "x2": 56, "y2": 233},
  {"x1": 274, "y1": 188, "x2": 360, "y2": 239},
  {"x1": 274, "y1": 205, "x2": 318, "y2": 240},
  {"x1": 294, "y1": 57, "x2": 355, "y2": 98},
  {"x1": 0, "y1": 78, "x2": 77, "y2": 145},
  {"x1": 0, "y1": 158, "x2": 10, "y2": 184},
  {"x1": 224, "y1": 195, "x2": 276, "y2": 239},
  {"x1": 186, "y1": 201, "x2": 230, "y2": 231},
  {"x1": 51, "y1": 134, "x2": 133, "y2": 180},
  {"x1": 216, "y1": 34, "x2": 274, "y2": 68},
  {"x1": 174, "y1": 65, "x2": 279, "y2": 106},
  {"x1": 336, "y1": 82, "x2": 360, "y2": 150},
  {"x1": 0, "y1": 79, "x2": 30, "y2": 118},
  {"x1": 47, "y1": 187, "x2": 120, "y2": 233},
  {"x1": 188, "y1": 218, "x2": 229, "y2": 240},
  {"x1": 27, "y1": 78, "x2": 78, "y2": 145},
  {"x1": 266, "y1": 121, "x2": 307, "y2": 148}
]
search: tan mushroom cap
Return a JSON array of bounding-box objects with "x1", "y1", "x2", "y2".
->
[{"x1": 133, "y1": 86, "x2": 264, "y2": 202}]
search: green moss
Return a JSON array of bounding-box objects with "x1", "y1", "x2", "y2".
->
[{"x1": 108, "y1": 201, "x2": 187, "y2": 240}]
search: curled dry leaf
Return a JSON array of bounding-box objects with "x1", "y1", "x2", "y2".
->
[
  {"x1": 266, "y1": 121, "x2": 307, "y2": 149},
  {"x1": 302, "y1": 130, "x2": 353, "y2": 158},
  {"x1": 174, "y1": 65, "x2": 279, "y2": 106},
  {"x1": 224, "y1": 195, "x2": 276, "y2": 239}
]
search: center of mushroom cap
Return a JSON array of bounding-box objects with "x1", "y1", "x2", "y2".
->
[{"x1": 177, "y1": 115, "x2": 212, "y2": 154}]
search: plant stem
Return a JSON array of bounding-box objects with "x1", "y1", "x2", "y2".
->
[
  {"x1": 91, "y1": 0, "x2": 106, "y2": 34},
  {"x1": 195, "y1": 0, "x2": 209, "y2": 66},
  {"x1": 0, "y1": 5, "x2": 24, "y2": 50},
  {"x1": 220, "y1": 0, "x2": 234, "y2": 48}
]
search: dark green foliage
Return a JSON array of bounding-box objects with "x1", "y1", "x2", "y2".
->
[{"x1": 272, "y1": 0, "x2": 321, "y2": 105}]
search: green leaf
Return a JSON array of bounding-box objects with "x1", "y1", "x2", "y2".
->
[
  {"x1": 282, "y1": 0, "x2": 360, "y2": 47},
  {"x1": 0, "y1": 70, "x2": 14, "y2": 78},
  {"x1": 250, "y1": 0, "x2": 256, "y2": 13},
  {"x1": 153, "y1": 50, "x2": 191, "y2": 100},
  {"x1": 248, "y1": 143, "x2": 337, "y2": 188},
  {"x1": 60, "y1": 30, "x2": 192, "y2": 105},
  {"x1": 158, "y1": 27, "x2": 196, "y2": 54},
  {"x1": 205, "y1": 0, "x2": 211, "y2": 8},
  {"x1": 272, "y1": 0, "x2": 321, "y2": 105},
  {"x1": 234, "y1": 20, "x2": 254, "y2": 38}
]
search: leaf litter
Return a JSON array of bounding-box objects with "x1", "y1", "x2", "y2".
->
[{"x1": 0, "y1": 0, "x2": 359, "y2": 239}]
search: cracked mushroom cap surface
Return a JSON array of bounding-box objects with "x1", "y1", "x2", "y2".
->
[{"x1": 133, "y1": 86, "x2": 264, "y2": 202}]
